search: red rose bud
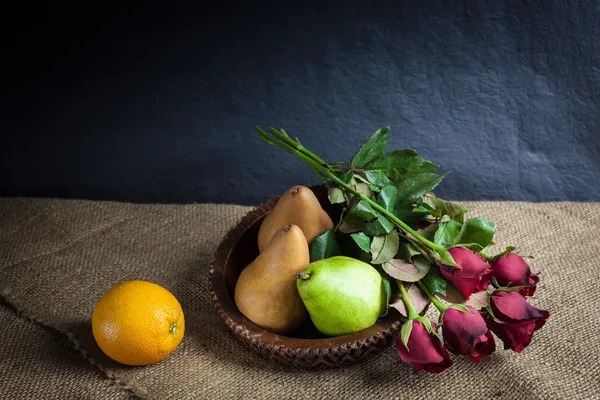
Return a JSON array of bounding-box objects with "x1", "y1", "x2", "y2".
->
[
  {"x1": 484, "y1": 291, "x2": 549, "y2": 352},
  {"x1": 440, "y1": 248, "x2": 494, "y2": 299},
  {"x1": 441, "y1": 306, "x2": 495, "y2": 363},
  {"x1": 396, "y1": 320, "x2": 453, "y2": 373},
  {"x1": 491, "y1": 253, "x2": 539, "y2": 296}
]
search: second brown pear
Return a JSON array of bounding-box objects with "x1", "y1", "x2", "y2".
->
[
  {"x1": 257, "y1": 185, "x2": 334, "y2": 252},
  {"x1": 234, "y1": 224, "x2": 310, "y2": 334}
]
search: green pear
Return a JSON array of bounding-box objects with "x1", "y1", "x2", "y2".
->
[
  {"x1": 258, "y1": 185, "x2": 334, "y2": 252},
  {"x1": 296, "y1": 256, "x2": 386, "y2": 337},
  {"x1": 235, "y1": 224, "x2": 310, "y2": 334}
]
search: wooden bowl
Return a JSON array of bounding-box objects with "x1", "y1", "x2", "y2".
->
[{"x1": 209, "y1": 185, "x2": 407, "y2": 368}]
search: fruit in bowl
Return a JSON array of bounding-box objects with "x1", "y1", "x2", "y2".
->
[{"x1": 209, "y1": 185, "x2": 407, "y2": 367}]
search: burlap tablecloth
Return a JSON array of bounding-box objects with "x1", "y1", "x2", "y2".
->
[{"x1": 0, "y1": 198, "x2": 598, "y2": 400}]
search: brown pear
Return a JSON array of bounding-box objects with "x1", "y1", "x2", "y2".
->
[
  {"x1": 234, "y1": 224, "x2": 310, "y2": 334},
  {"x1": 257, "y1": 185, "x2": 334, "y2": 252}
]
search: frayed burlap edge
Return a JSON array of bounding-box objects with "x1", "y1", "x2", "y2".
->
[{"x1": 0, "y1": 288, "x2": 147, "y2": 400}]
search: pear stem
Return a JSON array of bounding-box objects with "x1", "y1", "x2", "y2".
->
[{"x1": 296, "y1": 272, "x2": 311, "y2": 280}]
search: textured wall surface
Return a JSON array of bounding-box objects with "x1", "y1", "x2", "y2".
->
[{"x1": 2, "y1": 1, "x2": 599, "y2": 205}]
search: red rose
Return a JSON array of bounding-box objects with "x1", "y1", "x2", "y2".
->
[
  {"x1": 441, "y1": 305, "x2": 495, "y2": 363},
  {"x1": 440, "y1": 248, "x2": 494, "y2": 299},
  {"x1": 491, "y1": 253, "x2": 539, "y2": 296},
  {"x1": 396, "y1": 320, "x2": 453, "y2": 373},
  {"x1": 484, "y1": 291, "x2": 549, "y2": 352}
]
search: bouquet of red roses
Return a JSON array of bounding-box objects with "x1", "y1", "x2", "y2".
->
[{"x1": 256, "y1": 126, "x2": 549, "y2": 373}]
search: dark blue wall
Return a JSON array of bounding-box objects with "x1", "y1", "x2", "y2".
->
[{"x1": 2, "y1": 1, "x2": 599, "y2": 205}]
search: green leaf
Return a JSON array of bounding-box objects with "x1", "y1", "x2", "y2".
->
[
  {"x1": 328, "y1": 187, "x2": 345, "y2": 204},
  {"x1": 382, "y1": 256, "x2": 430, "y2": 282},
  {"x1": 350, "y1": 127, "x2": 390, "y2": 168},
  {"x1": 362, "y1": 170, "x2": 392, "y2": 188},
  {"x1": 423, "y1": 267, "x2": 447, "y2": 296},
  {"x1": 400, "y1": 320, "x2": 413, "y2": 348},
  {"x1": 338, "y1": 221, "x2": 359, "y2": 234},
  {"x1": 363, "y1": 212, "x2": 394, "y2": 236},
  {"x1": 380, "y1": 274, "x2": 392, "y2": 317},
  {"x1": 421, "y1": 196, "x2": 469, "y2": 223},
  {"x1": 309, "y1": 230, "x2": 341, "y2": 262},
  {"x1": 449, "y1": 304, "x2": 471, "y2": 313},
  {"x1": 366, "y1": 149, "x2": 440, "y2": 181},
  {"x1": 396, "y1": 172, "x2": 446, "y2": 201},
  {"x1": 390, "y1": 199, "x2": 430, "y2": 225},
  {"x1": 338, "y1": 170, "x2": 356, "y2": 185},
  {"x1": 370, "y1": 230, "x2": 400, "y2": 264},
  {"x1": 376, "y1": 185, "x2": 397, "y2": 213},
  {"x1": 344, "y1": 200, "x2": 377, "y2": 226},
  {"x1": 457, "y1": 218, "x2": 495, "y2": 249},
  {"x1": 434, "y1": 220, "x2": 462, "y2": 249},
  {"x1": 350, "y1": 232, "x2": 372, "y2": 253}
]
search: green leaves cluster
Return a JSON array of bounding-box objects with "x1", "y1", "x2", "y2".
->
[
  {"x1": 433, "y1": 217, "x2": 496, "y2": 251},
  {"x1": 309, "y1": 127, "x2": 496, "y2": 287},
  {"x1": 257, "y1": 124, "x2": 503, "y2": 330}
]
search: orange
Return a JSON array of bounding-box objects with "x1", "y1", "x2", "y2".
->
[{"x1": 91, "y1": 280, "x2": 185, "y2": 366}]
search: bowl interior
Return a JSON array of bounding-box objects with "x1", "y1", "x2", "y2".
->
[{"x1": 214, "y1": 185, "x2": 403, "y2": 346}]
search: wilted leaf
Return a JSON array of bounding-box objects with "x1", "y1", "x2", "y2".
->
[
  {"x1": 390, "y1": 283, "x2": 430, "y2": 317},
  {"x1": 464, "y1": 290, "x2": 491, "y2": 309},
  {"x1": 376, "y1": 185, "x2": 397, "y2": 213},
  {"x1": 437, "y1": 282, "x2": 467, "y2": 304},
  {"x1": 422, "y1": 267, "x2": 447, "y2": 296},
  {"x1": 457, "y1": 218, "x2": 495, "y2": 249},
  {"x1": 350, "y1": 127, "x2": 390, "y2": 168},
  {"x1": 434, "y1": 220, "x2": 462, "y2": 249},
  {"x1": 370, "y1": 230, "x2": 400, "y2": 264},
  {"x1": 382, "y1": 256, "x2": 430, "y2": 282},
  {"x1": 363, "y1": 213, "x2": 394, "y2": 236},
  {"x1": 355, "y1": 182, "x2": 373, "y2": 198},
  {"x1": 417, "y1": 221, "x2": 440, "y2": 242},
  {"x1": 350, "y1": 232, "x2": 371, "y2": 253},
  {"x1": 309, "y1": 230, "x2": 341, "y2": 262},
  {"x1": 397, "y1": 243, "x2": 421, "y2": 260},
  {"x1": 328, "y1": 187, "x2": 345, "y2": 204}
]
